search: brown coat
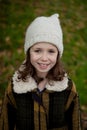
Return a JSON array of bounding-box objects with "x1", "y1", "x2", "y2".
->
[{"x1": 0, "y1": 74, "x2": 82, "y2": 130}]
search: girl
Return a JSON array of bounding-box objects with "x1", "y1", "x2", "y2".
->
[{"x1": 0, "y1": 14, "x2": 82, "y2": 130}]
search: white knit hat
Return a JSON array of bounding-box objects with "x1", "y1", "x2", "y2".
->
[{"x1": 24, "y1": 13, "x2": 63, "y2": 57}]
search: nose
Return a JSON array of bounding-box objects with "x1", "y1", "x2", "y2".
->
[{"x1": 41, "y1": 52, "x2": 48, "y2": 61}]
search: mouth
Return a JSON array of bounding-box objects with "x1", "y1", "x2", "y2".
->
[{"x1": 38, "y1": 63, "x2": 50, "y2": 69}]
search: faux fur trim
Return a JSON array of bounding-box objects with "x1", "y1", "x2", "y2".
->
[{"x1": 12, "y1": 71, "x2": 69, "y2": 94}]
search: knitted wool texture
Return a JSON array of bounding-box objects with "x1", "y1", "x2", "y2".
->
[{"x1": 24, "y1": 14, "x2": 63, "y2": 57}]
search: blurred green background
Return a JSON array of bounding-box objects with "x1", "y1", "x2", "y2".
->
[{"x1": 0, "y1": 0, "x2": 87, "y2": 111}]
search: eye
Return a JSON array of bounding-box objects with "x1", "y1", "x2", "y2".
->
[
  {"x1": 34, "y1": 49, "x2": 41, "y2": 53},
  {"x1": 48, "y1": 49, "x2": 55, "y2": 53}
]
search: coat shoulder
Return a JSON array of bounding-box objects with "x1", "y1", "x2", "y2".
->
[{"x1": 67, "y1": 78, "x2": 77, "y2": 93}]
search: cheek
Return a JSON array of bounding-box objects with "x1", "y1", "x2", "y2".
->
[
  {"x1": 51, "y1": 54, "x2": 58, "y2": 62},
  {"x1": 53, "y1": 58, "x2": 58, "y2": 64},
  {"x1": 30, "y1": 54, "x2": 39, "y2": 62}
]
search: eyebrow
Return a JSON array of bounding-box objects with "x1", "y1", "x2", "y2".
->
[
  {"x1": 34, "y1": 48, "x2": 41, "y2": 49},
  {"x1": 32, "y1": 47, "x2": 56, "y2": 49}
]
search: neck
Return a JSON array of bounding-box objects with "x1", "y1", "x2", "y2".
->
[
  {"x1": 38, "y1": 78, "x2": 47, "y2": 91},
  {"x1": 36, "y1": 71, "x2": 48, "y2": 79}
]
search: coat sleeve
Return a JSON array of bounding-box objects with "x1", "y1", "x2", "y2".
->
[
  {"x1": 72, "y1": 92, "x2": 82, "y2": 130},
  {"x1": 0, "y1": 82, "x2": 17, "y2": 130},
  {"x1": 65, "y1": 81, "x2": 82, "y2": 130}
]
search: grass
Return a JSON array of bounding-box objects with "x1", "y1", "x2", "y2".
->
[{"x1": 0, "y1": 0, "x2": 87, "y2": 110}]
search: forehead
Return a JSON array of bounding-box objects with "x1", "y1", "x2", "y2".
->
[{"x1": 31, "y1": 42, "x2": 58, "y2": 49}]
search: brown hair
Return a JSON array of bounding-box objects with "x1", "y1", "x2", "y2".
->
[{"x1": 18, "y1": 48, "x2": 66, "y2": 83}]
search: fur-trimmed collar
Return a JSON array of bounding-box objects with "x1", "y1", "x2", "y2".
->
[{"x1": 12, "y1": 71, "x2": 69, "y2": 94}]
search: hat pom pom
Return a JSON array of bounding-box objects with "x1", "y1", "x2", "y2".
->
[{"x1": 51, "y1": 13, "x2": 59, "y2": 18}]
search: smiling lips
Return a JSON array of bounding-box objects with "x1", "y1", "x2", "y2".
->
[{"x1": 38, "y1": 63, "x2": 50, "y2": 69}]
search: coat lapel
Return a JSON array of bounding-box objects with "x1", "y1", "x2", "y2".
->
[{"x1": 12, "y1": 71, "x2": 69, "y2": 94}]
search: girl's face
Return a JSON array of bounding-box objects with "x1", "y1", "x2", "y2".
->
[{"x1": 30, "y1": 42, "x2": 58, "y2": 78}]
